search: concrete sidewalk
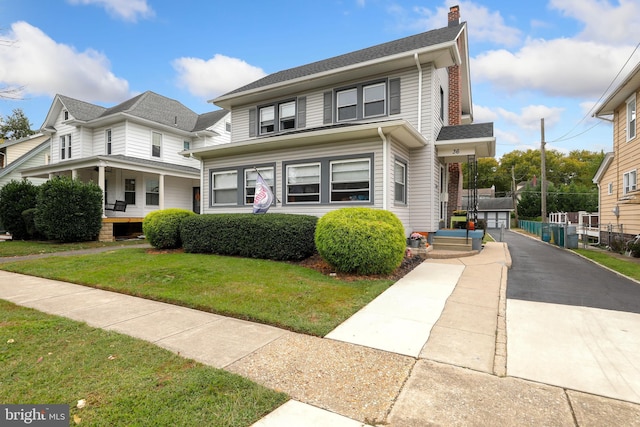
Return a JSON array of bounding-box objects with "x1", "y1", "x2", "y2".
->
[{"x1": 2, "y1": 242, "x2": 640, "y2": 426}]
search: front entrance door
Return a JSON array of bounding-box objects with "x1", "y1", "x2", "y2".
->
[{"x1": 193, "y1": 187, "x2": 201, "y2": 214}]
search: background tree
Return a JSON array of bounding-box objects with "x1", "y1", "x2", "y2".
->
[{"x1": 0, "y1": 108, "x2": 35, "y2": 140}]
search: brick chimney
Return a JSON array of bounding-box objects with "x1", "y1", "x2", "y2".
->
[{"x1": 448, "y1": 4, "x2": 460, "y2": 26}]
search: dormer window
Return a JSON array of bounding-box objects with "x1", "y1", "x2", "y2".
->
[{"x1": 63, "y1": 110, "x2": 69, "y2": 120}]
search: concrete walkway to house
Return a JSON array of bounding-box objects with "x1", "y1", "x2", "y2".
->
[{"x1": 1, "y1": 241, "x2": 640, "y2": 425}]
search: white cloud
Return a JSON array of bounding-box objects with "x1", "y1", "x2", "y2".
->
[
  {"x1": 0, "y1": 22, "x2": 130, "y2": 102},
  {"x1": 472, "y1": 38, "x2": 636, "y2": 98},
  {"x1": 549, "y1": 0, "x2": 640, "y2": 44},
  {"x1": 396, "y1": 0, "x2": 521, "y2": 47},
  {"x1": 496, "y1": 105, "x2": 564, "y2": 131},
  {"x1": 172, "y1": 54, "x2": 267, "y2": 99},
  {"x1": 67, "y1": 0, "x2": 154, "y2": 22},
  {"x1": 472, "y1": 104, "x2": 498, "y2": 122}
]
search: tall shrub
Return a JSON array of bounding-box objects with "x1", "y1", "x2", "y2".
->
[
  {"x1": 315, "y1": 207, "x2": 406, "y2": 275},
  {"x1": 35, "y1": 177, "x2": 103, "y2": 242},
  {"x1": 0, "y1": 179, "x2": 39, "y2": 239},
  {"x1": 143, "y1": 208, "x2": 195, "y2": 249}
]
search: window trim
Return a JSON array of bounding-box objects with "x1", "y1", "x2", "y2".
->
[
  {"x1": 124, "y1": 178, "x2": 136, "y2": 205},
  {"x1": 211, "y1": 169, "x2": 239, "y2": 206},
  {"x1": 258, "y1": 99, "x2": 297, "y2": 135},
  {"x1": 394, "y1": 158, "x2": 407, "y2": 205},
  {"x1": 329, "y1": 158, "x2": 371, "y2": 203},
  {"x1": 335, "y1": 79, "x2": 388, "y2": 123},
  {"x1": 283, "y1": 154, "x2": 374, "y2": 206},
  {"x1": 145, "y1": 178, "x2": 159, "y2": 206},
  {"x1": 286, "y1": 162, "x2": 322, "y2": 204},
  {"x1": 624, "y1": 169, "x2": 637, "y2": 194},
  {"x1": 152, "y1": 132, "x2": 162, "y2": 158},
  {"x1": 244, "y1": 167, "x2": 275, "y2": 206},
  {"x1": 106, "y1": 129, "x2": 112, "y2": 155},
  {"x1": 627, "y1": 94, "x2": 637, "y2": 141}
]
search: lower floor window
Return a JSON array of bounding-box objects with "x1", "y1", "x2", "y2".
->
[
  {"x1": 287, "y1": 163, "x2": 321, "y2": 203},
  {"x1": 124, "y1": 178, "x2": 136, "y2": 205},
  {"x1": 146, "y1": 179, "x2": 159, "y2": 206},
  {"x1": 245, "y1": 167, "x2": 275, "y2": 204},
  {"x1": 212, "y1": 170, "x2": 238, "y2": 204},
  {"x1": 394, "y1": 160, "x2": 406, "y2": 204},
  {"x1": 330, "y1": 159, "x2": 370, "y2": 202}
]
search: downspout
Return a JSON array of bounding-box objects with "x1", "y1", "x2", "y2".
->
[
  {"x1": 414, "y1": 53, "x2": 435, "y2": 230},
  {"x1": 377, "y1": 127, "x2": 388, "y2": 210}
]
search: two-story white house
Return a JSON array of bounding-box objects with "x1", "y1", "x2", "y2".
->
[
  {"x1": 186, "y1": 5, "x2": 495, "y2": 236},
  {"x1": 20, "y1": 91, "x2": 230, "y2": 240}
]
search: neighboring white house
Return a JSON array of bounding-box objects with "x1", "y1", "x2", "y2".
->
[
  {"x1": 186, "y1": 5, "x2": 495, "y2": 236},
  {"x1": 20, "y1": 91, "x2": 230, "y2": 240},
  {"x1": 0, "y1": 133, "x2": 50, "y2": 188}
]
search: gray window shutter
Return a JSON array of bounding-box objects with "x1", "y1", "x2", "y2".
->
[
  {"x1": 389, "y1": 78, "x2": 401, "y2": 115},
  {"x1": 297, "y1": 96, "x2": 306, "y2": 128},
  {"x1": 323, "y1": 91, "x2": 333, "y2": 124},
  {"x1": 249, "y1": 108, "x2": 256, "y2": 137}
]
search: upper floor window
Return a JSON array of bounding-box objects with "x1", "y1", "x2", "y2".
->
[
  {"x1": 152, "y1": 132, "x2": 162, "y2": 158},
  {"x1": 608, "y1": 182, "x2": 613, "y2": 195},
  {"x1": 627, "y1": 94, "x2": 636, "y2": 141},
  {"x1": 225, "y1": 121, "x2": 231, "y2": 132},
  {"x1": 146, "y1": 179, "x2": 159, "y2": 206},
  {"x1": 212, "y1": 170, "x2": 238, "y2": 205},
  {"x1": 330, "y1": 158, "x2": 370, "y2": 202},
  {"x1": 259, "y1": 100, "x2": 297, "y2": 135},
  {"x1": 439, "y1": 87, "x2": 445, "y2": 121},
  {"x1": 394, "y1": 160, "x2": 407, "y2": 204},
  {"x1": 624, "y1": 170, "x2": 637, "y2": 194},
  {"x1": 336, "y1": 80, "x2": 387, "y2": 122},
  {"x1": 106, "y1": 129, "x2": 112, "y2": 155},
  {"x1": 245, "y1": 167, "x2": 274, "y2": 205},
  {"x1": 60, "y1": 134, "x2": 71, "y2": 160},
  {"x1": 183, "y1": 140, "x2": 190, "y2": 151},
  {"x1": 63, "y1": 110, "x2": 69, "y2": 120}
]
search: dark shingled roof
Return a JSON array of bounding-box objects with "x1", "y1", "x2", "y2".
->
[
  {"x1": 57, "y1": 92, "x2": 227, "y2": 133},
  {"x1": 437, "y1": 122, "x2": 494, "y2": 141},
  {"x1": 222, "y1": 22, "x2": 465, "y2": 97}
]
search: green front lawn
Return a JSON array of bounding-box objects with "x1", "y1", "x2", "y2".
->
[
  {"x1": 0, "y1": 239, "x2": 146, "y2": 257},
  {"x1": 0, "y1": 300, "x2": 287, "y2": 426},
  {"x1": 0, "y1": 248, "x2": 393, "y2": 336}
]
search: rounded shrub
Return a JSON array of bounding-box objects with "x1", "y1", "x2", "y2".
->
[
  {"x1": 35, "y1": 177, "x2": 103, "y2": 242},
  {"x1": 143, "y1": 208, "x2": 196, "y2": 249},
  {"x1": 315, "y1": 207, "x2": 406, "y2": 275},
  {"x1": 0, "y1": 179, "x2": 39, "y2": 239}
]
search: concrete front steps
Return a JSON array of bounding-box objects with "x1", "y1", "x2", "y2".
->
[{"x1": 432, "y1": 235, "x2": 473, "y2": 252}]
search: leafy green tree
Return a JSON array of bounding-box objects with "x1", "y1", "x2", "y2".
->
[
  {"x1": 0, "y1": 108, "x2": 35, "y2": 140},
  {"x1": 0, "y1": 179, "x2": 39, "y2": 239},
  {"x1": 35, "y1": 177, "x2": 103, "y2": 242}
]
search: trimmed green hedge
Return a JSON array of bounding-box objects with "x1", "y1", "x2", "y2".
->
[
  {"x1": 143, "y1": 209, "x2": 196, "y2": 249},
  {"x1": 34, "y1": 177, "x2": 103, "y2": 242},
  {"x1": 181, "y1": 213, "x2": 317, "y2": 261},
  {"x1": 315, "y1": 207, "x2": 406, "y2": 275}
]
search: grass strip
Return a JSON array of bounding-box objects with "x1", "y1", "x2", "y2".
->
[
  {"x1": 0, "y1": 300, "x2": 287, "y2": 426},
  {"x1": 0, "y1": 239, "x2": 146, "y2": 257},
  {"x1": 573, "y1": 249, "x2": 640, "y2": 281},
  {"x1": 0, "y1": 248, "x2": 393, "y2": 336}
]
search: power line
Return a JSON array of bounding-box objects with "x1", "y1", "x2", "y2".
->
[{"x1": 549, "y1": 41, "x2": 640, "y2": 143}]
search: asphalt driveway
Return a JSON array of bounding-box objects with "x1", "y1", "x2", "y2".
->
[{"x1": 492, "y1": 229, "x2": 640, "y2": 404}]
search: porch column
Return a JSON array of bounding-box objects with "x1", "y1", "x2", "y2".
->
[
  {"x1": 98, "y1": 165, "x2": 106, "y2": 218},
  {"x1": 159, "y1": 174, "x2": 165, "y2": 210},
  {"x1": 71, "y1": 169, "x2": 78, "y2": 179}
]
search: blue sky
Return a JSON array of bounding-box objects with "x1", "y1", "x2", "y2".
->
[{"x1": 1, "y1": 0, "x2": 639, "y2": 159}]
